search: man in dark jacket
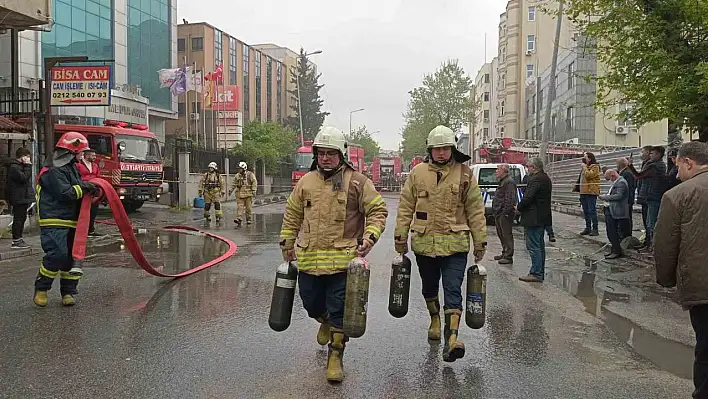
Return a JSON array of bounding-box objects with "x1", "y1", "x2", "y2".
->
[
  {"x1": 654, "y1": 141, "x2": 708, "y2": 398},
  {"x1": 630, "y1": 146, "x2": 667, "y2": 250},
  {"x1": 492, "y1": 164, "x2": 516, "y2": 264},
  {"x1": 599, "y1": 169, "x2": 630, "y2": 259},
  {"x1": 33, "y1": 132, "x2": 98, "y2": 308},
  {"x1": 616, "y1": 157, "x2": 636, "y2": 235},
  {"x1": 522, "y1": 172, "x2": 555, "y2": 242},
  {"x1": 517, "y1": 157, "x2": 552, "y2": 283},
  {"x1": 7, "y1": 147, "x2": 34, "y2": 249}
]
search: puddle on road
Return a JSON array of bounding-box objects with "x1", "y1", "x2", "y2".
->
[
  {"x1": 546, "y1": 268, "x2": 694, "y2": 379},
  {"x1": 85, "y1": 229, "x2": 230, "y2": 275}
]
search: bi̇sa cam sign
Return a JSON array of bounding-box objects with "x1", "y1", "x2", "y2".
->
[{"x1": 51, "y1": 66, "x2": 112, "y2": 107}]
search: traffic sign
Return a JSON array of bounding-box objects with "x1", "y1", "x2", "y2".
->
[{"x1": 50, "y1": 65, "x2": 112, "y2": 107}]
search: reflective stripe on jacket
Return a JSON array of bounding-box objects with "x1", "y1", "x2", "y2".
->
[
  {"x1": 37, "y1": 162, "x2": 86, "y2": 228},
  {"x1": 395, "y1": 160, "x2": 486, "y2": 257},
  {"x1": 279, "y1": 166, "x2": 388, "y2": 275}
]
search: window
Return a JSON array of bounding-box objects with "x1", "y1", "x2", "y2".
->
[
  {"x1": 552, "y1": 115, "x2": 557, "y2": 135},
  {"x1": 527, "y1": 35, "x2": 535, "y2": 52},
  {"x1": 86, "y1": 135, "x2": 111, "y2": 157},
  {"x1": 255, "y1": 51, "x2": 262, "y2": 121},
  {"x1": 566, "y1": 106, "x2": 574, "y2": 131},
  {"x1": 539, "y1": 89, "x2": 544, "y2": 110},
  {"x1": 483, "y1": 110, "x2": 490, "y2": 120},
  {"x1": 567, "y1": 62, "x2": 575, "y2": 89},
  {"x1": 214, "y1": 30, "x2": 223, "y2": 65},
  {"x1": 483, "y1": 92, "x2": 490, "y2": 101},
  {"x1": 276, "y1": 62, "x2": 283, "y2": 122},
  {"x1": 483, "y1": 128, "x2": 489, "y2": 137},
  {"x1": 229, "y1": 37, "x2": 237, "y2": 84},
  {"x1": 531, "y1": 126, "x2": 536, "y2": 140},
  {"x1": 177, "y1": 38, "x2": 185, "y2": 52},
  {"x1": 509, "y1": 167, "x2": 522, "y2": 184},
  {"x1": 477, "y1": 168, "x2": 499, "y2": 185},
  {"x1": 267, "y1": 57, "x2": 273, "y2": 121},
  {"x1": 178, "y1": 102, "x2": 186, "y2": 115},
  {"x1": 526, "y1": 100, "x2": 530, "y2": 117},
  {"x1": 243, "y1": 44, "x2": 250, "y2": 122},
  {"x1": 528, "y1": 6, "x2": 536, "y2": 21},
  {"x1": 501, "y1": 100, "x2": 505, "y2": 116},
  {"x1": 526, "y1": 64, "x2": 534, "y2": 78},
  {"x1": 484, "y1": 74, "x2": 490, "y2": 84},
  {"x1": 532, "y1": 94, "x2": 537, "y2": 113},
  {"x1": 191, "y1": 37, "x2": 203, "y2": 51}
]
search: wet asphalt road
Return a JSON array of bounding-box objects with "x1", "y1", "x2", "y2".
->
[{"x1": 0, "y1": 197, "x2": 694, "y2": 398}]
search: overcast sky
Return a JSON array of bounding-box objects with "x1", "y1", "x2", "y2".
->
[{"x1": 178, "y1": 0, "x2": 506, "y2": 150}]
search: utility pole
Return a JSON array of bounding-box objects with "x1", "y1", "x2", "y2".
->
[{"x1": 540, "y1": 0, "x2": 564, "y2": 165}]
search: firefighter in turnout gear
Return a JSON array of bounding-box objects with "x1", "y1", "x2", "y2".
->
[
  {"x1": 279, "y1": 126, "x2": 388, "y2": 383},
  {"x1": 199, "y1": 162, "x2": 224, "y2": 223},
  {"x1": 230, "y1": 161, "x2": 257, "y2": 226},
  {"x1": 33, "y1": 132, "x2": 100, "y2": 307},
  {"x1": 394, "y1": 125, "x2": 487, "y2": 362}
]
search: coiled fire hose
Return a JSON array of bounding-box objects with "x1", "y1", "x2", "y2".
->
[{"x1": 71, "y1": 177, "x2": 238, "y2": 278}]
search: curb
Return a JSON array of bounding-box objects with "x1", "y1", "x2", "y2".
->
[
  {"x1": 253, "y1": 194, "x2": 288, "y2": 206},
  {"x1": 551, "y1": 203, "x2": 653, "y2": 264}
]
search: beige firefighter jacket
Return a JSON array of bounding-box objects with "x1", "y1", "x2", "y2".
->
[
  {"x1": 232, "y1": 171, "x2": 257, "y2": 199},
  {"x1": 199, "y1": 171, "x2": 224, "y2": 202},
  {"x1": 395, "y1": 160, "x2": 486, "y2": 257},
  {"x1": 279, "y1": 165, "x2": 388, "y2": 275}
]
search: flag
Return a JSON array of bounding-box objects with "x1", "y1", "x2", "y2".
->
[
  {"x1": 157, "y1": 68, "x2": 180, "y2": 88},
  {"x1": 190, "y1": 70, "x2": 203, "y2": 93},
  {"x1": 205, "y1": 64, "x2": 223, "y2": 83},
  {"x1": 203, "y1": 75, "x2": 214, "y2": 108},
  {"x1": 170, "y1": 65, "x2": 188, "y2": 96}
]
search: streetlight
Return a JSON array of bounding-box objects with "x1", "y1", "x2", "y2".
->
[
  {"x1": 297, "y1": 50, "x2": 323, "y2": 146},
  {"x1": 349, "y1": 108, "x2": 365, "y2": 134}
]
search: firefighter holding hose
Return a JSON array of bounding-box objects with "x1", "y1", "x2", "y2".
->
[
  {"x1": 395, "y1": 125, "x2": 487, "y2": 362},
  {"x1": 279, "y1": 126, "x2": 388, "y2": 382},
  {"x1": 33, "y1": 132, "x2": 100, "y2": 307},
  {"x1": 199, "y1": 162, "x2": 224, "y2": 224},
  {"x1": 230, "y1": 161, "x2": 257, "y2": 226}
]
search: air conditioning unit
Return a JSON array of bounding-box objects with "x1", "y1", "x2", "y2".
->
[
  {"x1": 615, "y1": 125, "x2": 629, "y2": 135},
  {"x1": 190, "y1": 113, "x2": 200, "y2": 120},
  {"x1": 565, "y1": 138, "x2": 579, "y2": 144}
]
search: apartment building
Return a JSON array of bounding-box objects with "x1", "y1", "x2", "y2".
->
[
  {"x1": 496, "y1": 0, "x2": 575, "y2": 140},
  {"x1": 471, "y1": 62, "x2": 493, "y2": 150},
  {"x1": 253, "y1": 44, "x2": 318, "y2": 120},
  {"x1": 168, "y1": 23, "x2": 288, "y2": 148}
]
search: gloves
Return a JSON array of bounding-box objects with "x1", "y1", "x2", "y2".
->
[
  {"x1": 82, "y1": 182, "x2": 98, "y2": 194},
  {"x1": 282, "y1": 249, "x2": 296, "y2": 262},
  {"x1": 198, "y1": 190, "x2": 203, "y2": 197},
  {"x1": 473, "y1": 246, "x2": 486, "y2": 263},
  {"x1": 394, "y1": 236, "x2": 408, "y2": 254}
]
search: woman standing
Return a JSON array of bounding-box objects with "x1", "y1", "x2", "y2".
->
[{"x1": 575, "y1": 152, "x2": 601, "y2": 236}]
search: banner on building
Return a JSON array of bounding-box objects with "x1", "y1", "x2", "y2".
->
[{"x1": 208, "y1": 85, "x2": 239, "y2": 111}]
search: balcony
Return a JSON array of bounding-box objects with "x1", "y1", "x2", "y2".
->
[{"x1": 0, "y1": 0, "x2": 51, "y2": 29}]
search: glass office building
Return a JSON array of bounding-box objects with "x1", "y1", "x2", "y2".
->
[
  {"x1": 42, "y1": 0, "x2": 114, "y2": 61},
  {"x1": 127, "y1": 0, "x2": 171, "y2": 110}
]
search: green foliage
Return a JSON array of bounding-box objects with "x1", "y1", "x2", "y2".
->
[
  {"x1": 401, "y1": 60, "x2": 474, "y2": 159},
  {"x1": 230, "y1": 121, "x2": 297, "y2": 174},
  {"x1": 565, "y1": 0, "x2": 708, "y2": 141},
  {"x1": 346, "y1": 126, "x2": 381, "y2": 162},
  {"x1": 286, "y1": 48, "x2": 330, "y2": 141}
]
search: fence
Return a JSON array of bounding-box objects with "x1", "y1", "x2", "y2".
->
[{"x1": 546, "y1": 147, "x2": 640, "y2": 206}]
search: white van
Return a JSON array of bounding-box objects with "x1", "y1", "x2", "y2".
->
[{"x1": 471, "y1": 163, "x2": 527, "y2": 221}]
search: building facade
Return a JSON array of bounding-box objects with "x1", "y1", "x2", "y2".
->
[
  {"x1": 0, "y1": 0, "x2": 178, "y2": 143},
  {"x1": 496, "y1": 0, "x2": 575, "y2": 140},
  {"x1": 168, "y1": 23, "x2": 288, "y2": 148}
]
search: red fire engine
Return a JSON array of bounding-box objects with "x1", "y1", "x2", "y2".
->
[
  {"x1": 55, "y1": 120, "x2": 165, "y2": 212},
  {"x1": 477, "y1": 137, "x2": 634, "y2": 164},
  {"x1": 371, "y1": 154, "x2": 402, "y2": 191},
  {"x1": 292, "y1": 140, "x2": 365, "y2": 186}
]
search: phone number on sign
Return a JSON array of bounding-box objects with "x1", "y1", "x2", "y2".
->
[{"x1": 52, "y1": 92, "x2": 108, "y2": 99}]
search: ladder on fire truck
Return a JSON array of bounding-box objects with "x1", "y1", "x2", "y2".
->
[{"x1": 480, "y1": 137, "x2": 635, "y2": 154}]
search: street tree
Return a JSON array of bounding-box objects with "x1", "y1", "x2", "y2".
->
[
  {"x1": 401, "y1": 60, "x2": 474, "y2": 159},
  {"x1": 287, "y1": 48, "x2": 330, "y2": 141},
  {"x1": 565, "y1": 0, "x2": 708, "y2": 141},
  {"x1": 346, "y1": 126, "x2": 381, "y2": 162},
  {"x1": 230, "y1": 121, "x2": 297, "y2": 174}
]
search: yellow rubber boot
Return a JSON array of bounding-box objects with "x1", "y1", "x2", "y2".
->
[
  {"x1": 442, "y1": 309, "x2": 466, "y2": 363},
  {"x1": 426, "y1": 298, "x2": 441, "y2": 341},
  {"x1": 215, "y1": 210, "x2": 224, "y2": 223},
  {"x1": 62, "y1": 294, "x2": 75, "y2": 306},
  {"x1": 326, "y1": 328, "x2": 347, "y2": 383},
  {"x1": 33, "y1": 291, "x2": 48, "y2": 307},
  {"x1": 316, "y1": 317, "x2": 330, "y2": 346}
]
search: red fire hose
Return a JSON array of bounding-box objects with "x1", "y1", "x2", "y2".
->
[{"x1": 72, "y1": 178, "x2": 238, "y2": 278}]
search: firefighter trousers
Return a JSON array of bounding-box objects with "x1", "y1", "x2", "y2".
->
[
  {"x1": 416, "y1": 252, "x2": 468, "y2": 311},
  {"x1": 35, "y1": 227, "x2": 80, "y2": 295},
  {"x1": 298, "y1": 272, "x2": 347, "y2": 329},
  {"x1": 236, "y1": 197, "x2": 253, "y2": 223},
  {"x1": 204, "y1": 201, "x2": 223, "y2": 220}
]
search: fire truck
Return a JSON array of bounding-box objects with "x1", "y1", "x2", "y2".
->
[
  {"x1": 292, "y1": 140, "x2": 365, "y2": 186},
  {"x1": 477, "y1": 137, "x2": 634, "y2": 164},
  {"x1": 371, "y1": 154, "x2": 402, "y2": 191},
  {"x1": 55, "y1": 120, "x2": 164, "y2": 212}
]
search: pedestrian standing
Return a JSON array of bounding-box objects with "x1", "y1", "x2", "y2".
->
[
  {"x1": 33, "y1": 132, "x2": 98, "y2": 307},
  {"x1": 6, "y1": 147, "x2": 34, "y2": 249},
  {"x1": 574, "y1": 152, "x2": 601, "y2": 236},
  {"x1": 518, "y1": 157, "x2": 552, "y2": 283},
  {"x1": 653, "y1": 141, "x2": 708, "y2": 398},
  {"x1": 522, "y1": 171, "x2": 555, "y2": 242},
  {"x1": 629, "y1": 146, "x2": 667, "y2": 251},
  {"x1": 76, "y1": 149, "x2": 102, "y2": 236},
  {"x1": 395, "y1": 125, "x2": 487, "y2": 363},
  {"x1": 492, "y1": 164, "x2": 516, "y2": 264},
  {"x1": 598, "y1": 169, "x2": 630, "y2": 259},
  {"x1": 230, "y1": 161, "x2": 257, "y2": 226},
  {"x1": 616, "y1": 157, "x2": 636, "y2": 235},
  {"x1": 279, "y1": 126, "x2": 387, "y2": 383},
  {"x1": 666, "y1": 148, "x2": 680, "y2": 191}
]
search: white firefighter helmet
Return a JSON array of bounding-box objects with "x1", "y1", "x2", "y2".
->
[
  {"x1": 239, "y1": 161, "x2": 247, "y2": 169},
  {"x1": 427, "y1": 125, "x2": 457, "y2": 149},
  {"x1": 313, "y1": 126, "x2": 347, "y2": 154},
  {"x1": 208, "y1": 162, "x2": 217, "y2": 170}
]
